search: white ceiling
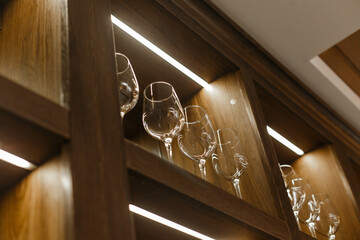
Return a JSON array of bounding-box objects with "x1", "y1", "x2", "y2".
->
[{"x1": 210, "y1": 0, "x2": 360, "y2": 132}]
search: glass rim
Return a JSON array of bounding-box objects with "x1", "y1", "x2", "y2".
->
[
  {"x1": 183, "y1": 105, "x2": 209, "y2": 124},
  {"x1": 115, "y1": 52, "x2": 131, "y2": 74},
  {"x1": 216, "y1": 128, "x2": 240, "y2": 147},
  {"x1": 143, "y1": 81, "x2": 175, "y2": 103}
]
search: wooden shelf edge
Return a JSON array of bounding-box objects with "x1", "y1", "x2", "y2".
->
[
  {"x1": 300, "y1": 232, "x2": 317, "y2": 240},
  {"x1": 125, "y1": 139, "x2": 291, "y2": 240},
  {"x1": 0, "y1": 74, "x2": 69, "y2": 139}
]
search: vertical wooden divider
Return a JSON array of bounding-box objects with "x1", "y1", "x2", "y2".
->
[{"x1": 68, "y1": 0, "x2": 134, "y2": 239}]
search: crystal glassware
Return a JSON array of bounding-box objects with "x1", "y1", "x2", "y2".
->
[
  {"x1": 212, "y1": 128, "x2": 248, "y2": 199},
  {"x1": 299, "y1": 191, "x2": 321, "y2": 238},
  {"x1": 177, "y1": 105, "x2": 216, "y2": 180},
  {"x1": 279, "y1": 164, "x2": 298, "y2": 188},
  {"x1": 142, "y1": 81, "x2": 185, "y2": 163},
  {"x1": 287, "y1": 178, "x2": 310, "y2": 230},
  {"x1": 115, "y1": 53, "x2": 139, "y2": 122},
  {"x1": 315, "y1": 194, "x2": 340, "y2": 240}
]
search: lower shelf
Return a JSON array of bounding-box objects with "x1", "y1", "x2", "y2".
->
[{"x1": 126, "y1": 140, "x2": 290, "y2": 240}]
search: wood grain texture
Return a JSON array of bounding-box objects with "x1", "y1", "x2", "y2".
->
[
  {"x1": 126, "y1": 141, "x2": 291, "y2": 240},
  {"x1": 292, "y1": 145, "x2": 360, "y2": 239},
  {"x1": 129, "y1": 71, "x2": 283, "y2": 219},
  {"x1": 0, "y1": 0, "x2": 67, "y2": 105},
  {"x1": 320, "y1": 46, "x2": 360, "y2": 97},
  {"x1": 0, "y1": 146, "x2": 73, "y2": 240},
  {"x1": 158, "y1": 0, "x2": 360, "y2": 159},
  {"x1": 67, "y1": 0, "x2": 133, "y2": 239},
  {"x1": 240, "y1": 68, "x2": 303, "y2": 240},
  {"x1": 254, "y1": 82, "x2": 328, "y2": 164}
]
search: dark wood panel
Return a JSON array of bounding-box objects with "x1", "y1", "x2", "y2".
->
[
  {"x1": 240, "y1": 68, "x2": 303, "y2": 240},
  {"x1": 0, "y1": 0, "x2": 67, "y2": 105},
  {"x1": 0, "y1": 147, "x2": 73, "y2": 240},
  {"x1": 126, "y1": 140, "x2": 291, "y2": 240},
  {"x1": 67, "y1": 0, "x2": 133, "y2": 239},
  {"x1": 133, "y1": 213, "x2": 196, "y2": 240},
  {"x1": 254, "y1": 82, "x2": 328, "y2": 164},
  {"x1": 0, "y1": 74, "x2": 69, "y2": 138},
  {"x1": 292, "y1": 145, "x2": 360, "y2": 239},
  {"x1": 157, "y1": 0, "x2": 360, "y2": 160},
  {"x1": 320, "y1": 46, "x2": 360, "y2": 97},
  {"x1": 0, "y1": 160, "x2": 28, "y2": 192}
]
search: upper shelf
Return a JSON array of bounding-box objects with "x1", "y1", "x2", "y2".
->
[
  {"x1": 0, "y1": 74, "x2": 69, "y2": 190},
  {"x1": 125, "y1": 139, "x2": 290, "y2": 240}
]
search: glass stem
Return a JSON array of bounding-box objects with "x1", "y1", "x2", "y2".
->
[
  {"x1": 120, "y1": 112, "x2": 125, "y2": 124},
  {"x1": 164, "y1": 138, "x2": 173, "y2": 163},
  {"x1": 328, "y1": 234, "x2": 335, "y2": 240},
  {"x1": 198, "y1": 159, "x2": 207, "y2": 180},
  {"x1": 231, "y1": 179, "x2": 242, "y2": 199},
  {"x1": 307, "y1": 222, "x2": 317, "y2": 239},
  {"x1": 293, "y1": 210, "x2": 302, "y2": 230}
]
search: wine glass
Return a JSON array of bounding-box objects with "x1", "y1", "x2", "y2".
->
[
  {"x1": 142, "y1": 81, "x2": 185, "y2": 163},
  {"x1": 115, "y1": 53, "x2": 139, "y2": 122},
  {"x1": 299, "y1": 192, "x2": 322, "y2": 238},
  {"x1": 212, "y1": 128, "x2": 248, "y2": 199},
  {"x1": 287, "y1": 178, "x2": 310, "y2": 230},
  {"x1": 315, "y1": 194, "x2": 340, "y2": 240},
  {"x1": 177, "y1": 105, "x2": 216, "y2": 180},
  {"x1": 279, "y1": 164, "x2": 298, "y2": 188}
]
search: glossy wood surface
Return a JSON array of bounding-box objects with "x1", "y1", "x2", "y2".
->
[
  {"x1": 0, "y1": 147, "x2": 73, "y2": 240},
  {"x1": 0, "y1": 0, "x2": 67, "y2": 105},
  {"x1": 126, "y1": 140, "x2": 290, "y2": 240},
  {"x1": 292, "y1": 145, "x2": 360, "y2": 239},
  {"x1": 0, "y1": 74, "x2": 69, "y2": 190},
  {"x1": 320, "y1": 30, "x2": 360, "y2": 97},
  {"x1": 67, "y1": 0, "x2": 133, "y2": 239}
]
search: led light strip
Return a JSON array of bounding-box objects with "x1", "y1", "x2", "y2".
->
[
  {"x1": 129, "y1": 204, "x2": 215, "y2": 240},
  {"x1": 111, "y1": 15, "x2": 211, "y2": 90},
  {"x1": 266, "y1": 126, "x2": 304, "y2": 156},
  {"x1": 0, "y1": 149, "x2": 36, "y2": 170}
]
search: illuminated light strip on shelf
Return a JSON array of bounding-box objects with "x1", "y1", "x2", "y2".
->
[
  {"x1": 266, "y1": 126, "x2": 304, "y2": 156},
  {"x1": 111, "y1": 15, "x2": 211, "y2": 90},
  {"x1": 129, "y1": 204, "x2": 215, "y2": 240},
  {"x1": 0, "y1": 149, "x2": 36, "y2": 170}
]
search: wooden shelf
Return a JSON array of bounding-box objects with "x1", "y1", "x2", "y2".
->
[
  {"x1": 0, "y1": 74, "x2": 69, "y2": 191},
  {"x1": 126, "y1": 140, "x2": 290, "y2": 240}
]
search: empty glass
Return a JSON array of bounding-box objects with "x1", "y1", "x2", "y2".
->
[
  {"x1": 279, "y1": 164, "x2": 298, "y2": 188},
  {"x1": 178, "y1": 105, "x2": 216, "y2": 180},
  {"x1": 315, "y1": 194, "x2": 340, "y2": 240},
  {"x1": 299, "y1": 192, "x2": 322, "y2": 238},
  {"x1": 287, "y1": 178, "x2": 310, "y2": 230},
  {"x1": 212, "y1": 128, "x2": 248, "y2": 199},
  {"x1": 115, "y1": 53, "x2": 139, "y2": 121},
  {"x1": 142, "y1": 82, "x2": 185, "y2": 163}
]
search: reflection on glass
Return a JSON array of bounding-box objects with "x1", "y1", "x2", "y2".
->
[
  {"x1": 212, "y1": 128, "x2": 248, "y2": 199},
  {"x1": 279, "y1": 164, "x2": 298, "y2": 188},
  {"x1": 178, "y1": 105, "x2": 216, "y2": 180},
  {"x1": 315, "y1": 194, "x2": 340, "y2": 240},
  {"x1": 115, "y1": 53, "x2": 139, "y2": 121},
  {"x1": 142, "y1": 81, "x2": 184, "y2": 163}
]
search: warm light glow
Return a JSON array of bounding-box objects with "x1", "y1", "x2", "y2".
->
[
  {"x1": 111, "y1": 15, "x2": 211, "y2": 90},
  {"x1": 266, "y1": 126, "x2": 304, "y2": 155},
  {"x1": 129, "y1": 204, "x2": 215, "y2": 240},
  {"x1": 0, "y1": 149, "x2": 36, "y2": 170}
]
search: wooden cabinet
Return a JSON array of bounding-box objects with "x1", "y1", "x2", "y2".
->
[{"x1": 0, "y1": 0, "x2": 359, "y2": 239}]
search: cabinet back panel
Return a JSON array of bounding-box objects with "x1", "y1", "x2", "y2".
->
[
  {"x1": 0, "y1": 0, "x2": 68, "y2": 106},
  {"x1": 0, "y1": 146, "x2": 73, "y2": 240},
  {"x1": 292, "y1": 145, "x2": 360, "y2": 239},
  {"x1": 129, "y1": 71, "x2": 283, "y2": 219}
]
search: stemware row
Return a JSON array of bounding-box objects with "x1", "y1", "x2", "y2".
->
[
  {"x1": 280, "y1": 165, "x2": 340, "y2": 240},
  {"x1": 114, "y1": 53, "x2": 248, "y2": 199}
]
